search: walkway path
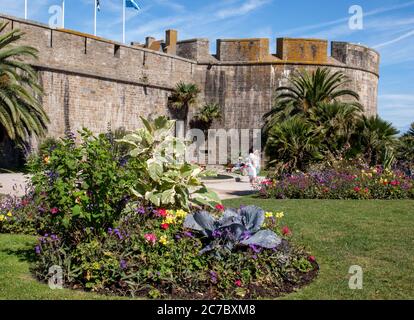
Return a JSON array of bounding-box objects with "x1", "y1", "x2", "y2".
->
[
  {"x1": 0, "y1": 173, "x2": 29, "y2": 197},
  {"x1": 203, "y1": 179, "x2": 256, "y2": 199},
  {"x1": 0, "y1": 173, "x2": 256, "y2": 200}
]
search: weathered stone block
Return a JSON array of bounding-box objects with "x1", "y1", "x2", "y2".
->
[
  {"x1": 276, "y1": 38, "x2": 328, "y2": 63},
  {"x1": 217, "y1": 38, "x2": 270, "y2": 62}
]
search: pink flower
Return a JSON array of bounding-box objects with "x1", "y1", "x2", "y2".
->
[
  {"x1": 390, "y1": 180, "x2": 400, "y2": 186},
  {"x1": 282, "y1": 226, "x2": 291, "y2": 236},
  {"x1": 262, "y1": 179, "x2": 273, "y2": 186},
  {"x1": 234, "y1": 279, "x2": 242, "y2": 287},
  {"x1": 144, "y1": 233, "x2": 157, "y2": 245},
  {"x1": 353, "y1": 186, "x2": 361, "y2": 192},
  {"x1": 50, "y1": 207, "x2": 59, "y2": 215},
  {"x1": 156, "y1": 209, "x2": 168, "y2": 217},
  {"x1": 308, "y1": 256, "x2": 316, "y2": 263},
  {"x1": 215, "y1": 204, "x2": 225, "y2": 211}
]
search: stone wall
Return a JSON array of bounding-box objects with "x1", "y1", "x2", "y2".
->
[{"x1": 0, "y1": 13, "x2": 380, "y2": 165}]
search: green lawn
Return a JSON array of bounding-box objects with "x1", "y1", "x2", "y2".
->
[{"x1": 1, "y1": 198, "x2": 413, "y2": 300}]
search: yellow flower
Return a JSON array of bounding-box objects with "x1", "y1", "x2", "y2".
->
[
  {"x1": 43, "y1": 156, "x2": 50, "y2": 164},
  {"x1": 275, "y1": 212, "x2": 284, "y2": 219},
  {"x1": 159, "y1": 235, "x2": 169, "y2": 245},
  {"x1": 86, "y1": 270, "x2": 91, "y2": 281},
  {"x1": 6, "y1": 211, "x2": 12, "y2": 217},
  {"x1": 0, "y1": 215, "x2": 5, "y2": 222},
  {"x1": 164, "y1": 214, "x2": 176, "y2": 225},
  {"x1": 175, "y1": 209, "x2": 187, "y2": 219},
  {"x1": 265, "y1": 212, "x2": 273, "y2": 218}
]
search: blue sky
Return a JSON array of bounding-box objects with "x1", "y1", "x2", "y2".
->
[{"x1": 1, "y1": 0, "x2": 414, "y2": 133}]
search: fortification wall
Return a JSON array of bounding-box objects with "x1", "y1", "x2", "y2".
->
[
  {"x1": 0, "y1": 15, "x2": 195, "y2": 137},
  {"x1": 0, "y1": 13, "x2": 380, "y2": 143}
]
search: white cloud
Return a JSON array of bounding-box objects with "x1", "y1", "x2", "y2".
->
[
  {"x1": 378, "y1": 94, "x2": 414, "y2": 131},
  {"x1": 281, "y1": 0, "x2": 414, "y2": 36},
  {"x1": 374, "y1": 29, "x2": 414, "y2": 49},
  {"x1": 216, "y1": 0, "x2": 270, "y2": 19}
]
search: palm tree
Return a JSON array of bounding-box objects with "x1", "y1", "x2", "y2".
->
[
  {"x1": 403, "y1": 122, "x2": 414, "y2": 138},
  {"x1": 191, "y1": 102, "x2": 222, "y2": 132},
  {"x1": 0, "y1": 22, "x2": 48, "y2": 145},
  {"x1": 265, "y1": 116, "x2": 323, "y2": 171},
  {"x1": 356, "y1": 115, "x2": 399, "y2": 165},
  {"x1": 168, "y1": 82, "x2": 200, "y2": 132},
  {"x1": 309, "y1": 102, "x2": 362, "y2": 156},
  {"x1": 263, "y1": 68, "x2": 361, "y2": 139}
]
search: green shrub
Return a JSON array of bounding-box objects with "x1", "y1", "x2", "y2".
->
[
  {"x1": 117, "y1": 116, "x2": 220, "y2": 210},
  {"x1": 27, "y1": 129, "x2": 130, "y2": 238}
]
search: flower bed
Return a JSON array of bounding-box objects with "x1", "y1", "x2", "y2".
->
[
  {"x1": 258, "y1": 167, "x2": 414, "y2": 200},
  {"x1": 0, "y1": 117, "x2": 318, "y2": 299},
  {"x1": 31, "y1": 204, "x2": 317, "y2": 299}
]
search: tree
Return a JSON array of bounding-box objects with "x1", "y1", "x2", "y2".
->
[
  {"x1": 168, "y1": 82, "x2": 200, "y2": 132},
  {"x1": 403, "y1": 122, "x2": 414, "y2": 138},
  {"x1": 263, "y1": 67, "x2": 361, "y2": 139},
  {"x1": 265, "y1": 116, "x2": 323, "y2": 171},
  {"x1": 190, "y1": 102, "x2": 222, "y2": 132},
  {"x1": 309, "y1": 102, "x2": 362, "y2": 157},
  {"x1": 0, "y1": 22, "x2": 48, "y2": 145},
  {"x1": 356, "y1": 115, "x2": 399, "y2": 166},
  {"x1": 397, "y1": 122, "x2": 414, "y2": 166}
]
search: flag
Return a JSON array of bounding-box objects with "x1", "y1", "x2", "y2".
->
[
  {"x1": 126, "y1": 0, "x2": 140, "y2": 11},
  {"x1": 97, "y1": 0, "x2": 101, "y2": 11}
]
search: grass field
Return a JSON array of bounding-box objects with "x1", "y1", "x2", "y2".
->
[{"x1": 0, "y1": 198, "x2": 413, "y2": 300}]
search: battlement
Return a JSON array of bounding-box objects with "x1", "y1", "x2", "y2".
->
[
  {"x1": 0, "y1": 13, "x2": 380, "y2": 76},
  {"x1": 0, "y1": 12, "x2": 379, "y2": 144}
]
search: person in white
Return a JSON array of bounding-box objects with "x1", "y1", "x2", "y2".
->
[{"x1": 247, "y1": 148, "x2": 257, "y2": 184}]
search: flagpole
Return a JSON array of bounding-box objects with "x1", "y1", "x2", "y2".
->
[
  {"x1": 24, "y1": 0, "x2": 27, "y2": 19},
  {"x1": 94, "y1": 0, "x2": 97, "y2": 36},
  {"x1": 122, "y1": 0, "x2": 126, "y2": 43},
  {"x1": 62, "y1": 0, "x2": 65, "y2": 28}
]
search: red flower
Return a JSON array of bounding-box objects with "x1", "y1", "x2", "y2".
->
[
  {"x1": 50, "y1": 207, "x2": 59, "y2": 215},
  {"x1": 364, "y1": 188, "x2": 369, "y2": 193},
  {"x1": 215, "y1": 204, "x2": 225, "y2": 211},
  {"x1": 353, "y1": 186, "x2": 361, "y2": 192},
  {"x1": 308, "y1": 256, "x2": 316, "y2": 263},
  {"x1": 234, "y1": 279, "x2": 242, "y2": 287},
  {"x1": 157, "y1": 209, "x2": 168, "y2": 217},
  {"x1": 390, "y1": 180, "x2": 400, "y2": 186},
  {"x1": 282, "y1": 226, "x2": 291, "y2": 236},
  {"x1": 161, "y1": 223, "x2": 169, "y2": 230}
]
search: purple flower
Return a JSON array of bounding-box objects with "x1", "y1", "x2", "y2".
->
[
  {"x1": 135, "y1": 206, "x2": 146, "y2": 214},
  {"x1": 183, "y1": 231, "x2": 193, "y2": 238},
  {"x1": 212, "y1": 230, "x2": 222, "y2": 238},
  {"x1": 120, "y1": 259, "x2": 127, "y2": 270},
  {"x1": 209, "y1": 271, "x2": 218, "y2": 283},
  {"x1": 35, "y1": 246, "x2": 41, "y2": 254},
  {"x1": 249, "y1": 244, "x2": 262, "y2": 254},
  {"x1": 241, "y1": 231, "x2": 251, "y2": 240}
]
